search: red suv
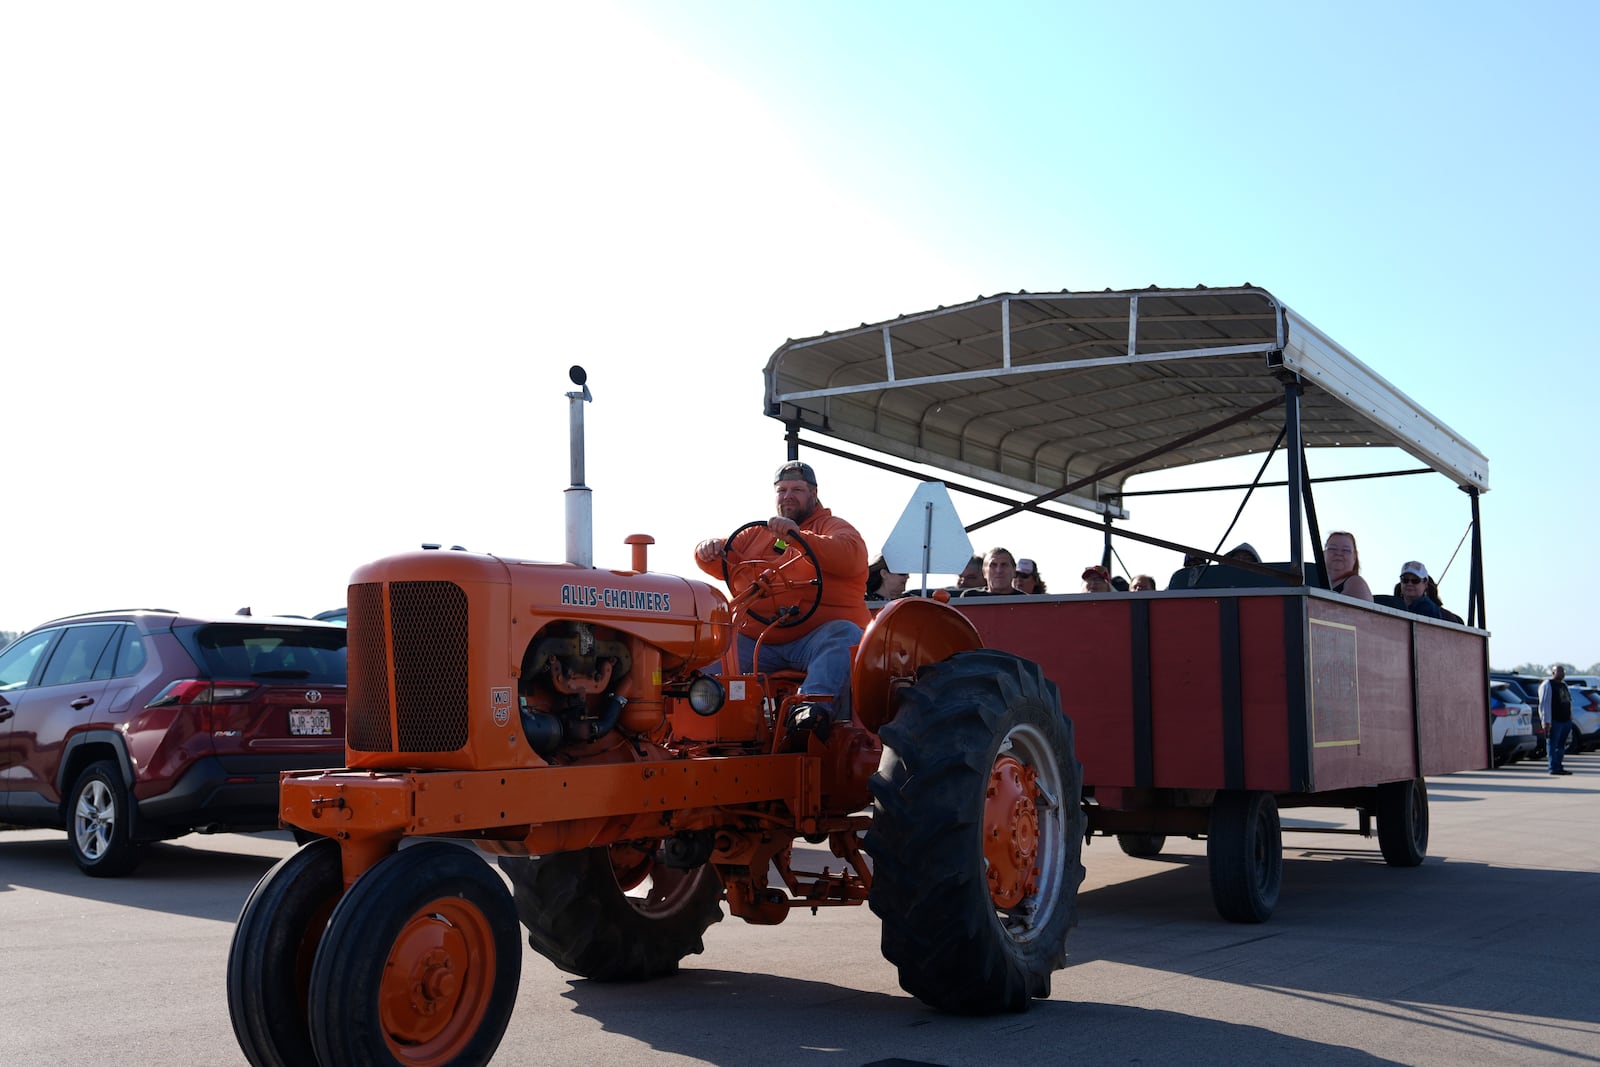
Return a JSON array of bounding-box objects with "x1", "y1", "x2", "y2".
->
[{"x1": 0, "y1": 610, "x2": 347, "y2": 876}]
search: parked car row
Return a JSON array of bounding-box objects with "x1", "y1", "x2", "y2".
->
[
  {"x1": 0, "y1": 609, "x2": 347, "y2": 876},
  {"x1": 1489, "y1": 680, "x2": 1538, "y2": 766},
  {"x1": 1489, "y1": 671, "x2": 1600, "y2": 764}
]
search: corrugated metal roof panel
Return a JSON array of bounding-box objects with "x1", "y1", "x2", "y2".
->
[{"x1": 763, "y1": 286, "x2": 1487, "y2": 512}]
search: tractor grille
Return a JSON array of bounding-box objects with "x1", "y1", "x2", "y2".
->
[
  {"x1": 347, "y1": 582, "x2": 393, "y2": 752},
  {"x1": 346, "y1": 579, "x2": 470, "y2": 753}
]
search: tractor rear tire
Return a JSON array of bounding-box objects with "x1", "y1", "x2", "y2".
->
[
  {"x1": 308, "y1": 842, "x2": 521, "y2": 1067},
  {"x1": 1376, "y1": 777, "x2": 1429, "y2": 867},
  {"x1": 499, "y1": 843, "x2": 724, "y2": 981},
  {"x1": 227, "y1": 838, "x2": 342, "y2": 1067},
  {"x1": 1116, "y1": 833, "x2": 1167, "y2": 858},
  {"x1": 1207, "y1": 790, "x2": 1282, "y2": 923},
  {"x1": 865, "y1": 649, "x2": 1085, "y2": 1014}
]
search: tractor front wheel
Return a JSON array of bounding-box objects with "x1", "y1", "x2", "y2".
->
[
  {"x1": 307, "y1": 842, "x2": 520, "y2": 1067},
  {"x1": 227, "y1": 838, "x2": 342, "y2": 1067},
  {"x1": 866, "y1": 649, "x2": 1085, "y2": 1014},
  {"x1": 499, "y1": 841, "x2": 724, "y2": 981}
]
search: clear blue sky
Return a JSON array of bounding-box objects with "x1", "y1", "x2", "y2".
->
[{"x1": 4, "y1": 2, "x2": 1595, "y2": 669}]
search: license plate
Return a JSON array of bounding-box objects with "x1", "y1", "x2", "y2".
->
[
  {"x1": 1513, "y1": 712, "x2": 1532, "y2": 735},
  {"x1": 289, "y1": 709, "x2": 332, "y2": 736}
]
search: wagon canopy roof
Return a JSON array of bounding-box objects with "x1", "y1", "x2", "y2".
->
[{"x1": 763, "y1": 286, "x2": 1488, "y2": 514}]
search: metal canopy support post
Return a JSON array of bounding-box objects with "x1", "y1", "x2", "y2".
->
[
  {"x1": 1300, "y1": 453, "x2": 1326, "y2": 587},
  {"x1": 1466, "y1": 486, "x2": 1486, "y2": 628},
  {"x1": 1282, "y1": 377, "x2": 1305, "y2": 569}
]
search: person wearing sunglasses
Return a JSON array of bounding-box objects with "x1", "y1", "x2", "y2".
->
[
  {"x1": 1395, "y1": 561, "x2": 1443, "y2": 619},
  {"x1": 1012, "y1": 558, "x2": 1047, "y2": 594}
]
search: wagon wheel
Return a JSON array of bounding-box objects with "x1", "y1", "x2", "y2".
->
[
  {"x1": 720, "y1": 520, "x2": 823, "y2": 628},
  {"x1": 1376, "y1": 777, "x2": 1429, "y2": 867},
  {"x1": 1116, "y1": 833, "x2": 1167, "y2": 858},
  {"x1": 227, "y1": 838, "x2": 343, "y2": 1067},
  {"x1": 308, "y1": 842, "x2": 521, "y2": 1067},
  {"x1": 866, "y1": 648, "x2": 1086, "y2": 1013},
  {"x1": 1207, "y1": 790, "x2": 1282, "y2": 923},
  {"x1": 498, "y1": 840, "x2": 724, "y2": 981}
]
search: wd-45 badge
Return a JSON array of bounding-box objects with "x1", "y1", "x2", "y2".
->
[{"x1": 491, "y1": 687, "x2": 512, "y2": 727}]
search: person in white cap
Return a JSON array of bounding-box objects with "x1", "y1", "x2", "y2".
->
[
  {"x1": 1013, "y1": 557, "x2": 1047, "y2": 594},
  {"x1": 1396, "y1": 561, "x2": 1443, "y2": 619}
]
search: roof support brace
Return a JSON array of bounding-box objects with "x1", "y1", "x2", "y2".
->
[
  {"x1": 1466, "y1": 486, "x2": 1486, "y2": 628},
  {"x1": 1283, "y1": 377, "x2": 1305, "y2": 571}
]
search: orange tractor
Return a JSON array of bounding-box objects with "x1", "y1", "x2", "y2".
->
[{"x1": 226, "y1": 368, "x2": 1086, "y2": 1067}]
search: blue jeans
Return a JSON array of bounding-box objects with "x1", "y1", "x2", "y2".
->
[
  {"x1": 731, "y1": 618, "x2": 862, "y2": 702},
  {"x1": 1548, "y1": 720, "x2": 1573, "y2": 772}
]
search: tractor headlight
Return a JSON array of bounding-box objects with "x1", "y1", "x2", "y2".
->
[{"x1": 687, "y1": 675, "x2": 725, "y2": 717}]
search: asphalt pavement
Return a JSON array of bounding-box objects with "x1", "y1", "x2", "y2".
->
[{"x1": 2, "y1": 755, "x2": 1597, "y2": 1066}]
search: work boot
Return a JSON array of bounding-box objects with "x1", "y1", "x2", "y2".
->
[{"x1": 783, "y1": 703, "x2": 833, "y2": 750}]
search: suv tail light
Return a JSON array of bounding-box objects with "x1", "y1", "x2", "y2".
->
[
  {"x1": 147, "y1": 679, "x2": 260, "y2": 707},
  {"x1": 146, "y1": 679, "x2": 261, "y2": 733}
]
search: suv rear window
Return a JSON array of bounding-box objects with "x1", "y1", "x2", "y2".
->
[{"x1": 176, "y1": 623, "x2": 348, "y2": 685}]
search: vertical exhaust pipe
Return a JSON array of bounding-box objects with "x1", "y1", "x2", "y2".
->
[{"x1": 565, "y1": 365, "x2": 593, "y2": 567}]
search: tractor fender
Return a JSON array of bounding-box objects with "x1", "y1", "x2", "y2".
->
[{"x1": 850, "y1": 597, "x2": 982, "y2": 733}]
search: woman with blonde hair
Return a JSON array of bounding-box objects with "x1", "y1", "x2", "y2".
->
[{"x1": 1323, "y1": 530, "x2": 1374, "y2": 602}]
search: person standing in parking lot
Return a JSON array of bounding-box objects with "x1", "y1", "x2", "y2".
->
[{"x1": 1540, "y1": 664, "x2": 1574, "y2": 775}]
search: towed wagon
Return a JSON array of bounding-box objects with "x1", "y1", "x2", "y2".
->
[{"x1": 762, "y1": 284, "x2": 1491, "y2": 921}]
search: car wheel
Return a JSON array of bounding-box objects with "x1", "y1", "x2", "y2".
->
[{"x1": 67, "y1": 760, "x2": 142, "y2": 877}]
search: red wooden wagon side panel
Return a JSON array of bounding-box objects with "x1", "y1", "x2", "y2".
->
[
  {"x1": 957, "y1": 590, "x2": 1487, "y2": 807},
  {"x1": 1417, "y1": 620, "x2": 1490, "y2": 777}
]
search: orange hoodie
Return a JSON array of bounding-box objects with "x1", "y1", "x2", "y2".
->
[{"x1": 697, "y1": 507, "x2": 870, "y2": 641}]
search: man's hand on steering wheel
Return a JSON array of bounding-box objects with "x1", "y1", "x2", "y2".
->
[
  {"x1": 719, "y1": 519, "x2": 824, "y2": 628},
  {"x1": 764, "y1": 515, "x2": 801, "y2": 541}
]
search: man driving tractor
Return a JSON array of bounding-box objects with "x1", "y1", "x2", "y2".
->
[{"x1": 694, "y1": 460, "x2": 869, "y2": 728}]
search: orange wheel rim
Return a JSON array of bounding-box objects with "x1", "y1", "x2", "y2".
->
[
  {"x1": 984, "y1": 754, "x2": 1041, "y2": 909},
  {"x1": 378, "y1": 897, "x2": 497, "y2": 1066},
  {"x1": 609, "y1": 842, "x2": 655, "y2": 892}
]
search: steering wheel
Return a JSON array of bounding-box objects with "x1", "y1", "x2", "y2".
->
[{"x1": 720, "y1": 520, "x2": 824, "y2": 628}]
